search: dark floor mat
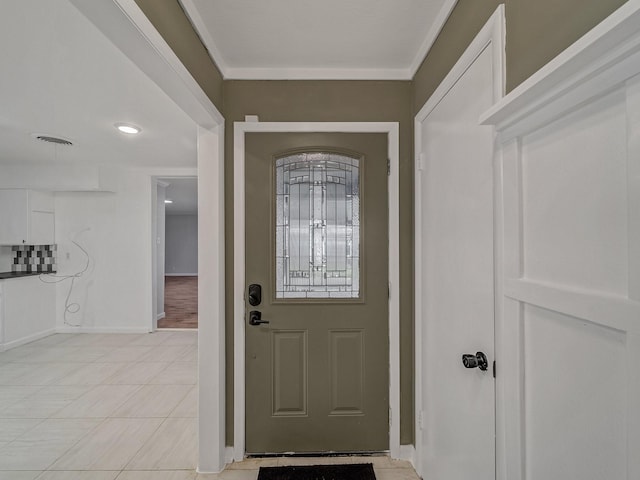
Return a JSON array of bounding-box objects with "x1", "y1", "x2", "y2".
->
[{"x1": 257, "y1": 463, "x2": 376, "y2": 480}]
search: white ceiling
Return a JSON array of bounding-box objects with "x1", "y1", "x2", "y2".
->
[
  {"x1": 0, "y1": 0, "x2": 197, "y2": 168},
  {"x1": 0, "y1": 0, "x2": 456, "y2": 170},
  {"x1": 162, "y1": 177, "x2": 198, "y2": 215},
  {"x1": 180, "y1": 0, "x2": 455, "y2": 79}
]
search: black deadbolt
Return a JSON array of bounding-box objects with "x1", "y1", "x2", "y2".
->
[
  {"x1": 462, "y1": 351, "x2": 488, "y2": 371},
  {"x1": 248, "y1": 284, "x2": 262, "y2": 306}
]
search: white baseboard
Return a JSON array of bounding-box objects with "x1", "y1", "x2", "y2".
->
[
  {"x1": 56, "y1": 326, "x2": 151, "y2": 334},
  {"x1": 225, "y1": 446, "x2": 235, "y2": 465},
  {"x1": 399, "y1": 444, "x2": 416, "y2": 469},
  {"x1": 165, "y1": 273, "x2": 198, "y2": 276},
  {"x1": 157, "y1": 312, "x2": 166, "y2": 320},
  {"x1": 0, "y1": 328, "x2": 57, "y2": 352},
  {"x1": 157, "y1": 327, "x2": 198, "y2": 332},
  {"x1": 196, "y1": 447, "x2": 234, "y2": 474}
]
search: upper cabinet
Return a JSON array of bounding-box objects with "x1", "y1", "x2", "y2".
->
[{"x1": 0, "y1": 189, "x2": 55, "y2": 245}]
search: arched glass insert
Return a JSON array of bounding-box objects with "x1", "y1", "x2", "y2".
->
[{"x1": 275, "y1": 152, "x2": 360, "y2": 299}]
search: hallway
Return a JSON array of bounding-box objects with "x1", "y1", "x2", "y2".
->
[{"x1": 160, "y1": 276, "x2": 198, "y2": 329}]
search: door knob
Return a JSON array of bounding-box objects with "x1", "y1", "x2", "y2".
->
[
  {"x1": 462, "y1": 352, "x2": 488, "y2": 371},
  {"x1": 248, "y1": 284, "x2": 262, "y2": 306},
  {"x1": 249, "y1": 310, "x2": 269, "y2": 326}
]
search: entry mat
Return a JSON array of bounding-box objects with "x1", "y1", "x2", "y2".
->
[{"x1": 257, "y1": 463, "x2": 376, "y2": 480}]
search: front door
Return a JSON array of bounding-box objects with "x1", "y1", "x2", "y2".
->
[{"x1": 245, "y1": 132, "x2": 389, "y2": 454}]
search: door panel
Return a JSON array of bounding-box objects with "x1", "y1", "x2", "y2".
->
[
  {"x1": 245, "y1": 133, "x2": 388, "y2": 454},
  {"x1": 271, "y1": 330, "x2": 308, "y2": 416},
  {"x1": 329, "y1": 329, "x2": 364, "y2": 415}
]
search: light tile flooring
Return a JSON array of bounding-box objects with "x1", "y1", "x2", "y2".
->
[{"x1": 0, "y1": 332, "x2": 419, "y2": 480}]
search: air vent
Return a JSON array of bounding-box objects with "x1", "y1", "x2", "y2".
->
[{"x1": 34, "y1": 135, "x2": 73, "y2": 146}]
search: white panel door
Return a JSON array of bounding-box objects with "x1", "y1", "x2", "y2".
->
[{"x1": 415, "y1": 9, "x2": 504, "y2": 478}]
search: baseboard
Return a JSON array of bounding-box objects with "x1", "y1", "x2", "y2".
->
[
  {"x1": 157, "y1": 327, "x2": 198, "y2": 332},
  {"x1": 56, "y1": 326, "x2": 152, "y2": 334},
  {"x1": 0, "y1": 328, "x2": 57, "y2": 352},
  {"x1": 225, "y1": 446, "x2": 235, "y2": 465},
  {"x1": 399, "y1": 444, "x2": 416, "y2": 469},
  {"x1": 157, "y1": 312, "x2": 166, "y2": 321},
  {"x1": 196, "y1": 447, "x2": 234, "y2": 474},
  {"x1": 165, "y1": 273, "x2": 198, "y2": 276}
]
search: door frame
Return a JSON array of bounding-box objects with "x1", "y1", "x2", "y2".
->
[
  {"x1": 413, "y1": 5, "x2": 505, "y2": 478},
  {"x1": 234, "y1": 121, "x2": 401, "y2": 461},
  {"x1": 151, "y1": 175, "x2": 199, "y2": 332}
]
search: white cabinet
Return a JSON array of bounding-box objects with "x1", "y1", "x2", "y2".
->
[
  {"x1": 0, "y1": 189, "x2": 55, "y2": 245},
  {"x1": 0, "y1": 276, "x2": 56, "y2": 351}
]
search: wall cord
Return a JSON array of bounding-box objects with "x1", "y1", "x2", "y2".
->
[{"x1": 39, "y1": 238, "x2": 91, "y2": 327}]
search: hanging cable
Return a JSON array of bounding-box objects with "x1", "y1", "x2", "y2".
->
[{"x1": 40, "y1": 231, "x2": 92, "y2": 327}]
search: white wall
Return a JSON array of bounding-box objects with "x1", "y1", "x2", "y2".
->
[
  {"x1": 54, "y1": 166, "x2": 196, "y2": 332},
  {"x1": 165, "y1": 214, "x2": 198, "y2": 275}
]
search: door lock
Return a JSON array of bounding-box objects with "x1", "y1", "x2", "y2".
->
[
  {"x1": 249, "y1": 310, "x2": 269, "y2": 326},
  {"x1": 248, "y1": 284, "x2": 262, "y2": 306},
  {"x1": 462, "y1": 351, "x2": 488, "y2": 371}
]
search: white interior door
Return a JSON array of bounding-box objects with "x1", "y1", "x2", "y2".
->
[{"x1": 415, "y1": 8, "x2": 504, "y2": 480}]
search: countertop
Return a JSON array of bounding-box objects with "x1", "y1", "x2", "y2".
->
[{"x1": 0, "y1": 271, "x2": 56, "y2": 280}]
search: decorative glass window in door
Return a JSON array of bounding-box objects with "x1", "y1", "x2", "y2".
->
[{"x1": 275, "y1": 152, "x2": 360, "y2": 299}]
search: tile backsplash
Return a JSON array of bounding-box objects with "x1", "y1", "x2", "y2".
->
[{"x1": 12, "y1": 245, "x2": 57, "y2": 273}]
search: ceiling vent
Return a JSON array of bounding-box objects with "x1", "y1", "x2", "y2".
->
[{"x1": 33, "y1": 134, "x2": 73, "y2": 146}]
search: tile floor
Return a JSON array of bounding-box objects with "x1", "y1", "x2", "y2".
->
[{"x1": 0, "y1": 332, "x2": 419, "y2": 480}]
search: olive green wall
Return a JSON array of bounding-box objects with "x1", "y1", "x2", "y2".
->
[
  {"x1": 223, "y1": 80, "x2": 415, "y2": 446},
  {"x1": 133, "y1": 0, "x2": 224, "y2": 111},
  {"x1": 136, "y1": 0, "x2": 629, "y2": 450},
  {"x1": 413, "y1": 0, "x2": 627, "y2": 111}
]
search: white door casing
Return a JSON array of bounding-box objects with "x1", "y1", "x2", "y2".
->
[
  {"x1": 234, "y1": 122, "x2": 400, "y2": 461},
  {"x1": 482, "y1": 2, "x2": 640, "y2": 479},
  {"x1": 414, "y1": 6, "x2": 505, "y2": 480}
]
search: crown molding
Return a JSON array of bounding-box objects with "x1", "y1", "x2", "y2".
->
[
  {"x1": 223, "y1": 66, "x2": 413, "y2": 81},
  {"x1": 178, "y1": 0, "x2": 230, "y2": 76},
  {"x1": 408, "y1": 0, "x2": 459, "y2": 77}
]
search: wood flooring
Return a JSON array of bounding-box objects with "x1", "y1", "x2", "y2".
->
[{"x1": 160, "y1": 276, "x2": 197, "y2": 329}]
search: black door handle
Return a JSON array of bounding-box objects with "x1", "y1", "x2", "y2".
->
[
  {"x1": 462, "y1": 352, "x2": 488, "y2": 371},
  {"x1": 248, "y1": 284, "x2": 262, "y2": 306},
  {"x1": 249, "y1": 310, "x2": 269, "y2": 326}
]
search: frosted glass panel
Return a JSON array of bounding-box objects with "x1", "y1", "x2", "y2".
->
[{"x1": 275, "y1": 152, "x2": 360, "y2": 299}]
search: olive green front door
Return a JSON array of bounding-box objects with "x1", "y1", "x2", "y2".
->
[{"x1": 245, "y1": 132, "x2": 389, "y2": 454}]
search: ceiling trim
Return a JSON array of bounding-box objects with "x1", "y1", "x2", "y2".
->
[
  {"x1": 223, "y1": 67, "x2": 413, "y2": 81},
  {"x1": 179, "y1": 0, "x2": 458, "y2": 81},
  {"x1": 179, "y1": 0, "x2": 231, "y2": 77},
  {"x1": 408, "y1": 0, "x2": 459, "y2": 77}
]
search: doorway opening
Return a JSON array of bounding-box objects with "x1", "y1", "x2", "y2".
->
[{"x1": 155, "y1": 176, "x2": 198, "y2": 329}]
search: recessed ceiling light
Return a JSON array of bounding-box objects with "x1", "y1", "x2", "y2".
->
[
  {"x1": 164, "y1": 199, "x2": 173, "y2": 204},
  {"x1": 115, "y1": 123, "x2": 141, "y2": 135}
]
